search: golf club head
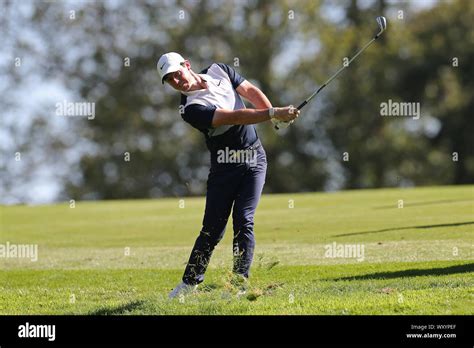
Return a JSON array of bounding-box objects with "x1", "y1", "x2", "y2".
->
[{"x1": 376, "y1": 16, "x2": 387, "y2": 35}]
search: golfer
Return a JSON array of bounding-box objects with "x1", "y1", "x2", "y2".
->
[{"x1": 158, "y1": 52, "x2": 299, "y2": 298}]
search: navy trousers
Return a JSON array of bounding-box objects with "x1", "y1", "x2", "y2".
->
[{"x1": 182, "y1": 144, "x2": 267, "y2": 285}]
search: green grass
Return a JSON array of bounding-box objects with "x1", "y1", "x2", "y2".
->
[{"x1": 1, "y1": 185, "x2": 473, "y2": 314}]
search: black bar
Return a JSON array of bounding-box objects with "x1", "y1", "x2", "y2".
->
[{"x1": 0, "y1": 315, "x2": 472, "y2": 346}]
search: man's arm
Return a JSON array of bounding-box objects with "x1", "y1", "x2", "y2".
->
[
  {"x1": 209, "y1": 80, "x2": 274, "y2": 126},
  {"x1": 236, "y1": 80, "x2": 272, "y2": 109},
  {"x1": 212, "y1": 109, "x2": 270, "y2": 127},
  {"x1": 212, "y1": 106, "x2": 298, "y2": 127}
]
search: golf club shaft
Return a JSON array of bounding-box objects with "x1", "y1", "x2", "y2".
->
[{"x1": 297, "y1": 33, "x2": 381, "y2": 111}]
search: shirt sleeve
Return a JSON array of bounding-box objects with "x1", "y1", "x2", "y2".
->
[
  {"x1": 216, "y1": 63, "x2": 245, "y2": 89},
  {"x1": 181, "y1": 104, "x2": 217, "y2": 129}
]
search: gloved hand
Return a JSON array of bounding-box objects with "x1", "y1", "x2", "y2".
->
[{"x1": 269, "y1": 106, "x2": 300, "y2": 130}]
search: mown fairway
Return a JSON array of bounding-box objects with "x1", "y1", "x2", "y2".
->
[{"x1": 1, "y1": 185, "x2": 473, "y2": 314}]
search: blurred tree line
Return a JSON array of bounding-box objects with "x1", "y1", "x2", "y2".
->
[{"x1": 2, "y1": 0, "x2": 473, "y2": 203}]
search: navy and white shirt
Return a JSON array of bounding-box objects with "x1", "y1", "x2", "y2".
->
[{"x1": 180, "y1": 63, "x2": 258, "y2": 154}]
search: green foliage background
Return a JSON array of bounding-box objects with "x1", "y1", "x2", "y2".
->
[{"x1": 2, "y1": 0, "x2": 473, "y2": 202}]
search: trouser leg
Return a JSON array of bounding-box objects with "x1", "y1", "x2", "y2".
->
[
  {"x1": 182, "y1": 168, "x2": 241, "y2": 285},
  {"x1": 232, "y1": 148, "x2": 267, "y2": 278}
]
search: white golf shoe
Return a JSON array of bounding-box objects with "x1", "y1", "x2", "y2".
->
[
  {"x1": 229, "y1": 273, "x2": 249, "y2": 296},
  {"x1": 168, "y1": 281, "x2": 198, "y2": 299}
]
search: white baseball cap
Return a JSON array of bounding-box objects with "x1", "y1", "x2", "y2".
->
[{"x1": 157, "y1": 52, "x2": 185, "y2": 84}]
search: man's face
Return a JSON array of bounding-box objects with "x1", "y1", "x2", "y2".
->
[{"x1": 164, "y1": 62, "x2": 193, "y2": 92}]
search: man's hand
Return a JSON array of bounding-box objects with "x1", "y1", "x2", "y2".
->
[
  {"x1": 272, "y1": 106, "x2": 300, "y2": 122},
  {"x1": 270, "y1": 106, "x2": 299, "y2": 130}
]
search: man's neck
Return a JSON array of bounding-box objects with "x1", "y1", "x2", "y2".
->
[{"x1": 188, "y1": 71, "x2": 207, "y2": 91}]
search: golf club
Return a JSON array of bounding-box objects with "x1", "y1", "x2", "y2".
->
[{"x1": 296, "y1": 16, "x2": 387, "y2": 111}]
